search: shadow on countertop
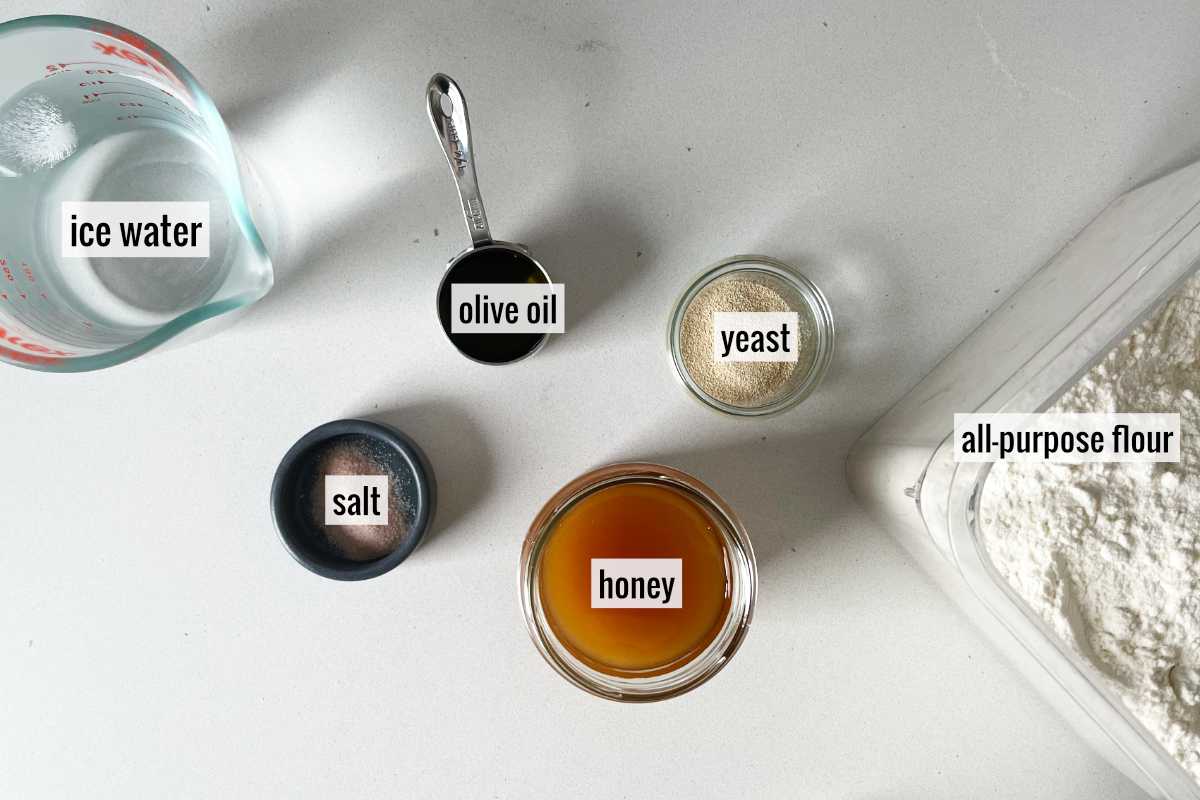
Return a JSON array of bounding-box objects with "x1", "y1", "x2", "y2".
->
[
  {"x1": 520, "y1": 196, "x2": 651, "y2": 336},
  {"x1": 363, "y1": 399, "x2": 495, "y2": 555},
  {"x1": 646, "y1": 428, "x2": 861, "y2": 569}
]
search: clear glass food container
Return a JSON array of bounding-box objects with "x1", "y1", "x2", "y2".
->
[
  {"x1": 848, "y1": 159, "x2": 1200, "y2": 799},
  {"x1": 521, "y1": 462, "x2": 757, "y2": 702},
  {"x1": 667, "y1": 256, "x2": 835, "y2": 417}
]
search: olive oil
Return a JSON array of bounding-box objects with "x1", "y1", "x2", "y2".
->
[
  {"x1": 437, "y1": 247, "x2": 547, "y2": 364},
  {"x1": 535, "y1": 481, "x2": 733, "y2": 678}
]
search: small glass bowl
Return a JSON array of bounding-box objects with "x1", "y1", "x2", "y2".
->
[
  {"x1": 668, "y1": 255, "x2": 835, "y2": 417},
  {"x1": 520, "y1": 463, "x2": 757, "y2": 702}
]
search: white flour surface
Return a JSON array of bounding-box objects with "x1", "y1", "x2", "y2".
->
[{"x1": 981, "y1": 274, "x2": 1200, "y2": 785}]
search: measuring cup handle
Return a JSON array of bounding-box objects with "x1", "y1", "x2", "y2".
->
[{"x1": 427, "y1": 74, "x2": 492, "y2": 248}]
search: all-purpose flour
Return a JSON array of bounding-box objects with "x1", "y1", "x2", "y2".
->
[{"x1": 980, "y1": 273, "x2": 1200, "y2": 784}]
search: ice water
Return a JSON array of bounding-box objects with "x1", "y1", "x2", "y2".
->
[{"x1": 0, "y1": 69, "x2": 237, "y2": 350}]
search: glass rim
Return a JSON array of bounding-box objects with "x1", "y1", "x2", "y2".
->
[
  {"x1": 667, "y1": 255, "x2": 835, "y2": 417},
  {"x1": 520, "y1": 462, "x2": 757, "y2": 702}
]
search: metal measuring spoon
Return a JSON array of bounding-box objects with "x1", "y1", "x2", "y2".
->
[{"x1": 427, "y1": 73, "x2": 551, "y2": 365}]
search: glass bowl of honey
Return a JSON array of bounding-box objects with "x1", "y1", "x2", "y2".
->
[{"x1": 521, "y1": 463, "x2": 757, "y2": 701}]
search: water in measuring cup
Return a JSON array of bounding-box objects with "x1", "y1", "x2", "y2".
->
[{"x1": 0, "y1": 69, "x2": 237, "y2": 348}]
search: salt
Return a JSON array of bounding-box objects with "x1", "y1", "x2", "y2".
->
[{"x1": 305, "y1": 437, "x2": 414, "y2": 562}]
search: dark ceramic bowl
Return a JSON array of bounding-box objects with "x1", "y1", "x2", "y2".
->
[{"x1": 271, "y1": 419, "x2": 436, "y2": 580}]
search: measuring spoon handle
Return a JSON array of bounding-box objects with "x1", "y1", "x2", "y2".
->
[{"x1": 427, "y1": 74, "x2": 492, "y2": 248}]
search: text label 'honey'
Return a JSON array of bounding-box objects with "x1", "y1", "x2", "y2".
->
[{"x1": 590, "y1": 558, "x2": 682, "y2": 608}]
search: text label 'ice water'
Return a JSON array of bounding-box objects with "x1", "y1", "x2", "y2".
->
[{"x1": 61, "y1": 201, "x2": 209, "y2": 258}]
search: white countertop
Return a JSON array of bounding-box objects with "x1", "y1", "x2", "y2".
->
[{"x1": 5, "y1": 1, "x2": 1200, "y2": 797}]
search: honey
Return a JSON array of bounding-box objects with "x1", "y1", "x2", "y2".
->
[{"x1": 535, "y1": 480, "x2": 733, "y2": 678}]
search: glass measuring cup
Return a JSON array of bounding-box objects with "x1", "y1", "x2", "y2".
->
[{"x1": 0, "y1": 15, "x2": 272, "y2": 371}]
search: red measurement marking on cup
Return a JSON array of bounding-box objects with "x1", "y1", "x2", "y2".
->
[
  {"x1": 0, "y1": 341, "x2": 72, "y2": 362},
  {"x1": 89, "y1": 32, "x2": 187, "y2": 91},
  {"x1": 44, "y1": 62, "x2": 118, "y2": 76},
  {"x1": 0, "y1": 257, "x2": 75, "y2": 358},
  {"x1": 84, "y1": 91, "x2": 142, "y2": 104},
  {"x1": 3, "y1": 259, "x2": 36, "y2": 293},
  {"x1": 44, "y1": 38, "x2": 186, "y2": 90},
  {"x1": 0, "y1": 313, "x2": 76, "y2": 357},
  {"x1": 75, "y1": 87, "x2": 194, "y2": 123},
  {"x1": 91, "y1": 41, "x2": 169, "y2": 75},
  {"x1": 90, "y1": 91, "x2": 176, "y2": 106},
  {"x1": 115, "y1": 112, "x2": 195, "y2": 126}
]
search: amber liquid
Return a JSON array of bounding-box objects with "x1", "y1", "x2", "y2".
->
[{"x1": 536, "y1": 481, "x2": 732, "y2": 677}]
